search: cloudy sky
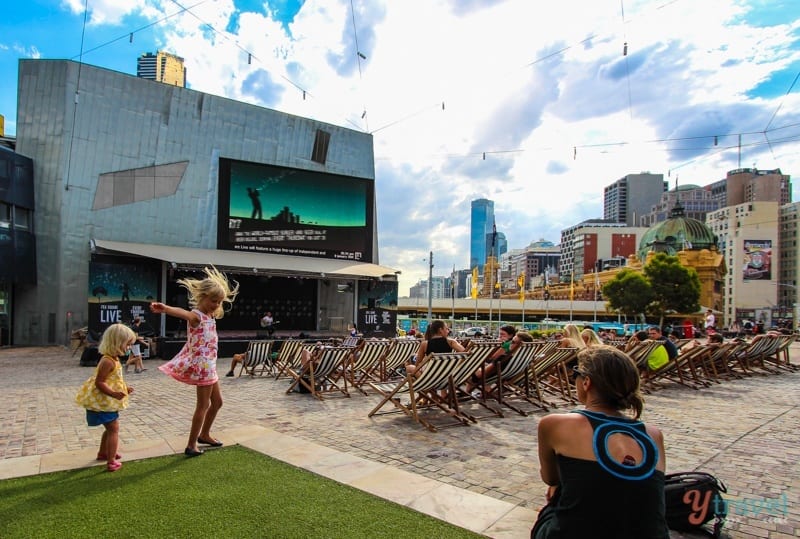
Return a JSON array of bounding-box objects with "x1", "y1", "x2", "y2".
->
[{"x1": 2, "y1": 0, "x2": 799, "y2": 294}]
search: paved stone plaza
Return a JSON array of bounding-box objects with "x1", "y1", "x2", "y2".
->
[{"x1": 0, "y1": 345, "x2": 797, "y2": 538}]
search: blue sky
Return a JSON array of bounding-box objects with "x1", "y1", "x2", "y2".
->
[{"x1": 2, "y1": 0, "x2": 800, "y2": 294}]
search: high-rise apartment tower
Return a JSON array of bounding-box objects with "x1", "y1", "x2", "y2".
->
[{"x1": 137, "y1": 51, "x2": 186, "y2": 87}]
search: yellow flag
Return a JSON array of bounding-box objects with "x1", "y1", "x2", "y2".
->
[
  {"x1": 518, "y1": 272, "x2": 525, "y2": 303},
  {"x1": 570, "y1": 272, "x2": 575, "y2": 300},
  {"x1": 471, "y1": 267, "x2": 478, "y2": 299}
]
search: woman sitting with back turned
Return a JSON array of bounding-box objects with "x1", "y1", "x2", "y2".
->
[{"x1": 532, "y1": 345, "x2": 669, "y2": 539}]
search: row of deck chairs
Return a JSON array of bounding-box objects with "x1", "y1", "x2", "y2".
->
[
  {"x1": 366, "y1": 340, "x2": 582, "y2": 432},
  {"x1": 620, "y1": 334, "x2": 796, "y2": 392}
]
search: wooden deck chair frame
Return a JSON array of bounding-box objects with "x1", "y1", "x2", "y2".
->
[
  {"x1": 272, "y1": 340, "x2": 305, "y2": 379},
  {"x1": 239, "y1": 340, "x2": 274, "y2": 377},
  {"x1": 348, "y1": 340, "x2": 392, "y2": 395},
  {"x1": 643, "y1": 345, "x2": 710, "y2": 391},
  {"x1": 367, "y1": 353, "x2": 465, "y2": 432},
  {"x1": 443, "y1": 346, "x2": 506, "y2": 422},
  {"x1": 731, "y1": 337, "x2": 778, "y2": 375},
  {"x1": 773, "y1": 335, "x2": 798, "y2": 371},
  {"x1": 528, "y1": 347, "x2": 579, "y2": 407},
  {"x1": 490, "y1": 341, "x2": 556, "y2": 416},
  {"x1": 751, "y1": 335, "x2": 794, "y2": 373},
  {"x1": 415, "y1": 352, "x2": 487, "y2": 429},
  {"x1": 286, "y1": 346, "x2": 353, "y2": 400}
]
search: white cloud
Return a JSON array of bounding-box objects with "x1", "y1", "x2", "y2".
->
[{"x1": 62, "y1": 0, "x2": 800, "y2": 294}]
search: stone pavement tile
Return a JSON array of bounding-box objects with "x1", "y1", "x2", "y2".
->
[
  {"x1": 408, "y1": 482, "x2": 518, "y2": 535},
  {"x1": 484, "y1": 505, "x2": 539, "y2": 539},
  {"x1": 0, "y1": 455, "x2": 40, "y2": 480},
  {"x1": 348, "y1": 465, "x2": 442, "y2": 505}
]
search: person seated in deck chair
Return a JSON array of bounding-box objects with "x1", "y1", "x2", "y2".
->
[
  {"x1": 405, "y1": 320, "x2": 465, "y2": 377},
  {"x1": 465, "y1": 326, "x2": 532, "y2": 396},
  {"x1": 225, "y1": 351, "x2": 247, "y2": 377}
]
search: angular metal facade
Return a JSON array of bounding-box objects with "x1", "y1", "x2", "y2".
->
[{"x1": 14, "y1": 59, "x2": 375, "y2": 344}]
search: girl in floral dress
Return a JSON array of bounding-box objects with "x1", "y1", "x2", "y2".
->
[{"x1": 151, "y1": 266, "x2": 239, "y2": 457}]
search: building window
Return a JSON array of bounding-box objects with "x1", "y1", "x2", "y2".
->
[
  {"x1": 13, "y1": 206, "x2": 29, "y2": 230},
  {"x1": 0, "y1": 203, "x2": 9, "y2": 228}
]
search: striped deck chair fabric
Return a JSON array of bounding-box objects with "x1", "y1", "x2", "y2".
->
[
  {"x1": 340, "y1": 336, "x2": 361, "y2": 348},
  {"x1": 437, "y1": 349, "x2": 503, "y2": 423},
  {"x1": 275, "y1": 342, "x2": 316, "y2": 380},
  {"x1": 272, "y1": 340, "x2": 304, "y2": 379},
  {"x1": 377, "y1": 339, "x2": 420, "y2": 381},
  {"x1": 731, "y1": 336, "x2": 778, "y2": 375},
  {"x1": 367, "y1": 352, "x2": 465, "y2": 432},
  {"x1": 286, "y1": 346, "x2": 353, "y2": 400},
  {"x1": 349, "y1": 339, "x2": 392, "y2": 395},
  {"x1": 644, "y1": 345, "x2": 711, "y2": 391},
  {"x1": 239, "y1": 340, "x2": 274, "y2": 377},
  {"x1": 489, "y1": 341, "x2": 553, "y2": 415},
  {"x1": 529, "y1": 347, "x2": 579, "y2": 406},
  {"x1": 773, "y1": 335, "x2": 797, "y2": 371}
]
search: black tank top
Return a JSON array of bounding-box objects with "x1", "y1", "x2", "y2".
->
[
  {"x1": 426, "y1": 336, "x2": 453, "y2": 354},
  {"x1": 534, "y1": 410, "x2": 669, "y2": 539}
]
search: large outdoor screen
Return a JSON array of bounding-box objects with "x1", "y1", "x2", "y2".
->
[{"x1": 217, "y1": 159, "x2": 374, "y2": 261}]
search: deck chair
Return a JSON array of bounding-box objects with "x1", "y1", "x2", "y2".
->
[
  {"x1": 483, "y1": 341, "x2": 552, "y2": 416},
  {"x1": 238, "y1": 340, "x2": 274, "y2": 377},
  {"x1": 772, "y1": 335, "x2": 798, "y2": 371},
  {"x1": 272, "y1": 340, "x2": 306, "y2": 379},
  {"x1": 373, "y1": 339, "x2": 420, "y2": 382},
  {"x1": 528, "y1": 347, "x2": 579, "y2": 406},
  {"x1": 730, "y1": 336, "x2": 779, "y2": 375},
  {"x1": 340, "y1": 336, "x2": 361, "y2": 348},
  {"x1": 445, "y1": 342, "x2": 507, "y2": 421},
  {"x1": 367, "y1": 352, "x2": 466, "y2": 432},
  {"x1": 412, "y1": 351, "x2": 492, "y2": 428},
  {"x1": 286, "y1": 346, "x2": 353, "y2": 400},
  {"x1": 348, "y1": 339, "x2": 392, "y2": 395},
  {"x1": 643, "y1": 345, "x2": 710, "y2": 391},
  {"x1": 705, "y1": 342, "x2": 743, "y2": 380}
]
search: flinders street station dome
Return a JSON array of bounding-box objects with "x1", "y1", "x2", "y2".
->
[{"x1": 637, "y1": 200, "x2": 719, "y2": 261}]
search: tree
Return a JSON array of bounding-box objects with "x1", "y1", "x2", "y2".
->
[
  {"x1": 602, "y1": 270, "x2": 654, "y2": 321},
  {"x1": 643, "y1": 253, "x2": 701, "y2": 328}
]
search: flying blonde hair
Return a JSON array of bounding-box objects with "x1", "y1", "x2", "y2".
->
[{"x1": 177, "y1": 266, "x2": 239, "y2": 319}]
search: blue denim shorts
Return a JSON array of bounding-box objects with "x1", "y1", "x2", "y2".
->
[{"x1": 86, "y1": 410, "x2": 119, "y2": 426}]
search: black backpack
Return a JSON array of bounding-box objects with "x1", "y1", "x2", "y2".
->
[{"x1": 664, "y1": 472, "x2": 727, "y2": 537}]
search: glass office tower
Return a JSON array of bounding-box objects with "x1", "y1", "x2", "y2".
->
[{"x1": 470, "y1": 198, "x2": 494, "y2": 272}]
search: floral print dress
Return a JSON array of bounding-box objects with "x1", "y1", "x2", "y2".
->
[{"x1": 158, "y1": 309, "x2": 219, "y2": 386}]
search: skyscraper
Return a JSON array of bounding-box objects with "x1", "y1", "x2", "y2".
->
[
  {"x1": 137, "y1": 51, "x2": 186, "y2": 87},
  {"x1": 470, "y1": 199, "x2": 494, "y2": 271},
  {"x1": 603, "y1": 172, "x2": 666, "y2": 226}
]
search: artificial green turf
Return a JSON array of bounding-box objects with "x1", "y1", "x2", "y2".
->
[{"x1": 0, "y1": 445, "x2": 484, "y2": 538}]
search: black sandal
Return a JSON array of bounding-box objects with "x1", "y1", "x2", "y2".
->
[{"x1": 197, "y1": 437, "x2": 223, "y2": 447}]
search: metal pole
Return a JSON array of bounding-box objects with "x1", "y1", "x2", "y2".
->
[
  {"x1": 450, "y1": 266, "x2": 455, "y2": 324},
  {"x1": 427, "y1": 251, "x2": 433, "y2": 322},
  {"x1": 488, "y1": 262, "x2": 494, "y2": 334},
  {"x1": 498, "y1": 284, "x2": 502, "y2": 327},
  {"x1": 593, "y1": 270, "x2": 598, "y2": 323}
]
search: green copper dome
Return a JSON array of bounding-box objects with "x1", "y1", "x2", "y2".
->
[{"x1": 638, "y1": 201, "x2": 718, "y2": 260}]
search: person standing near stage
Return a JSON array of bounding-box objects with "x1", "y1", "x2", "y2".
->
[
  {"x1": 151, "y1": 266, "x2": 239, "y2": 457},
  {"x1": 260, "y1": 311, "x2": 275, "y2": 337}
]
